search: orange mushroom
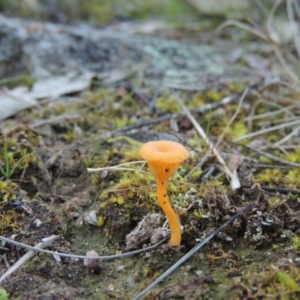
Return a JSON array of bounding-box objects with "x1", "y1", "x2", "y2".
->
[{"x1": 139, "y1": 140, "x2": 190, "y2": 245}]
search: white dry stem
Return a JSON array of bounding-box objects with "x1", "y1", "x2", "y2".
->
[
  {"x1": 257, "y1": 97, "x2": 296, "y2": 119},
  {"x1": 287, "y1": 0, "x2": 300, "y2": 59},
  {"x1": 173, "y1": 94, "x2": 241, "y2": 190},
  {"x1": 87, "y1": 161, "x2": 145, "y2": 173},
  {"x1": 266, "y1": 0, "x2": 282, "y2": 41},
  {"x1": 216, "y1": 13, "x2": 300, "y2": 82},
  {"x1": 254, "y1": 0, "x2": 269, "y2": 17},
  {"x1": 263, "y1": 91, "x2": 300, "y2": 106},
  {"x1": 271, "y1": 44, "x2": 299, "y2": 82},
  {"x1": 244, "y1": 105, "x2": 295, "y2": 121},
  {"x1": 233, "y1": 118, "x2": 300, "y2": 142},
  {"x1": 277, "y1": 79, "x2": 300, "y2": 95},
  {"x1": 215, "y1": 88, "x2": 248, "y2": 149},
  {"x1": 216, "y1": 20, "x2": 268, "y2": 41},
  {"x1": 294, "y1": 0, "x2": 300, "y2": 20},
  {"x1": 0, "y1": 235, "x2": 167, "y2": 262},
  {"x1": 273, "y1": 125, "x2": 300, "y2": 146},
  {"x1": 0, "y1": 235, "x2": 59, "y2": 284},
  {"x1": 30, "y1": 114, "x2": 80, "y2": 128},
  {"x1": 249, "y1": 147, "x2": 300, "y2": 168}
]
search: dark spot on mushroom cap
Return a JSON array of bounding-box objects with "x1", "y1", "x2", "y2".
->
[{"x1": 165, "y1": 169, "x2": 169, "y2": 172}]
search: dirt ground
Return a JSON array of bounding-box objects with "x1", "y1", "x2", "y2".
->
[{"x1": 1, "y1": 1, "x2": 300, "y2": 300}]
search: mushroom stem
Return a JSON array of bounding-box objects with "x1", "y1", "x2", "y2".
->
[
  {"x1": 139, "y1": 140, "x2": 190, "y2": 246},
  {"x1": 156, "y1": 179, "x2": 181, "y2": 245}
]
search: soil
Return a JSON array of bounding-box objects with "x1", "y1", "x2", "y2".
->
[{"x1": 1, "y1": 2, "x2": 300, "y2": 300}]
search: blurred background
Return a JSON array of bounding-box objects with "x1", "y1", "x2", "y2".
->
[{"x1": 0, "y1": 0, "x2": 280, "y2": 25}]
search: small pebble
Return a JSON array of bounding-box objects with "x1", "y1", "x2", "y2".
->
[
  {"x1": 232, "y1": 277, "x2": 241, "y2": 284},
  {"x1": 83, "y1": 210, "x2": 98, "y2": 226},
  {"x1": 33, "y1": 219, "x2": 43, "y2": 227},
  {"x1": 116, "y1": 265, "x2": 125, "y2": 272},
  {"x1": 126, "y1": 277, "x2": 135, "y2": 287}
]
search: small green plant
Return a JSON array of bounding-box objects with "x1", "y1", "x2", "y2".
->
[
  {"x1": 0, "y1": 140, "x2": 33, "y2": 179},
  {"x1": 0, "y1": 142, "x2": 15, "y2": 178},
  {"x1": 0, "y1": 287, "x2": 9, "y2": 300}
]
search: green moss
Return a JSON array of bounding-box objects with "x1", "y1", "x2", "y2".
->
[
  {"x1": 206, "y1": 90, "x2": 223, "y2": 102},
  {"x1": 268, "y1": 196, "x2": 285, "y2": 208},
  {"x1": 0, "y1": 287, "x2": 9, "y2": 300},
  {"x1": 276, "y1": 271, "x2": 300, "y2": 291},
  {"x1": 226, "y1": 120, "x2": 248, "y2": 140},
  {"x1": 0, "y1": 139, "x2": 33, "y2": 179},
  {"x1": 52, "y1": 103, "x2": 67, "y2": 115},
  {"x1": 155, "y1": 96, "x2": 181, "y2": 113},
  {"x1": 0, "y1": 210, "x2": 22, "y2": 232},
  {"x1": 193, "y1": 208, "x2": 210, "y2": 219},
  {"x1": 286, "y1": 148, "x2": 300, "y2": 163},
  {"x1": 63, "y1": 130, "x2": 78, "y2": 142},
  {"x1": 254, "y1": 168, "x2": 283, "y2": 185},
  {"x1": 189, "y1": 168, "x2": 203, "y2": 181},
  {"x1": 97, "y1": 215, "x2": 105, "y2": 226}
]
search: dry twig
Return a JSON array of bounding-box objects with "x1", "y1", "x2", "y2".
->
[
  {"x1": 215, "y1": 88, "x2": 248, "y2": 149},
  {"x1": 233, "y1": 118, "x2": 300, "y2": 142},
  {"x1": 248, "y1": 147, "x2": 300, "y2": 168},
  {"x1": 0, "y1": 235, "x2": 167, "y2": 262},
  {"x1": 173, "y1": 94, "x2": 241, "y2": 190},
  {"x1": 0, "y1": 235, "x2": 59, "y2": 284},
  {"x1": 87, "y1": 161, "x2": 146, "y2": 173},
  {"x1": 216, "y1": 1, "x2": 300, "y2": 82}
]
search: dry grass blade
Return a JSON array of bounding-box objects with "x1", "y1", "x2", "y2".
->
[
  {"x1": 132, "y1": 203, "x2": 254, "y2": 300},
  {"x1": 271, "y1": 44, "x2": 299, "y2": 82},
  {"x1": 233, "y1": 118, "x2": 300, "y2": 142},
  {"x1": 117, "y1": 82, "x2": 261, "y2": 133},
  {"x1": 273, "y1": 125, "x2": 300, "y2": 146},
  {"x1": 287, "y1": 0, "x2": 300, "y2": 59},
  {"x1": 244, "y1": 105, "x2": 295, "y2": 121},
  {"x1": 0, "y1": 235, "x2": 59, "y2": 284},
  {"x1": 266, "y1": 0, "x2": 281, "y2": 38},
  {"x1": 216, "y1": 19, "x2": 268, "y2": 41},
  {"x1": 215, "y1": 88, "x2": 248, "y2": 149},
  {"x1": 216, "y1": 3, "x2": 300, "y2": 83},
  {"x1": 248, "y1": 147, "x2": 300, "y2": 168},
  {"x1": 0, "y1": 235, "x2": 167, "y2": 261},
  {"x1": 87, "y1": 161, "x2": 146, "y2": 173},
  {"x1": 173, "y1": 93, "x2": 241, "y2": 190}
]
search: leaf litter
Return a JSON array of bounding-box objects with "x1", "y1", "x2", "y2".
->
[{"x1": 0, "y1": 1, "x2": 300, "y2": 299}]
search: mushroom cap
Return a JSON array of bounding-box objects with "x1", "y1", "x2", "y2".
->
[{"x1": 139, "y1": 140, "x2": 190, "y2": 163}]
